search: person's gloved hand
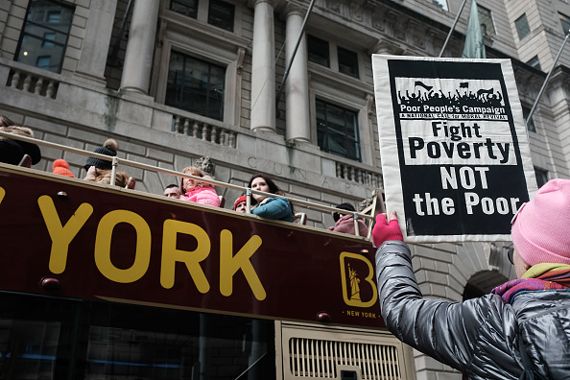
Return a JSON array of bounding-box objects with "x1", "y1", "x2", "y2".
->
[{"x1": 372, "y1": 212, "x2": 403, "y2": 247}]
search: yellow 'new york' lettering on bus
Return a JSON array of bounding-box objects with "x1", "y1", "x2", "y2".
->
[
  {"x1": 161, "y1": 219, "x2": 211, "y2": 293},
  {"x1": 220, "y1": 229, "x2": 265, "y2": 300},
  {"x1": 38, "y1": 195, "x2": 93, "y2": 274},
  {"x1": 95, "y1": 210, "x2": 152, "y2": 283},
  {"x1": 339, "y1": 252, "x2": 378, "y2": 308}
]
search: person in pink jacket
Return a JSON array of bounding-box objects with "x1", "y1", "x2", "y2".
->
[{"x1": 180, "y1": 166, "x2": 221, "y2": 207}]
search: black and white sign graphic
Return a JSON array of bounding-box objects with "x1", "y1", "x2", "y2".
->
[{"x1": 372, "y1": 57, "x2": 536, "y2": 242}]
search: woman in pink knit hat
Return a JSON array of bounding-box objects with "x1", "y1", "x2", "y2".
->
[{"x1": 372, "y1": 178, "x2": 570, "y2": 379}]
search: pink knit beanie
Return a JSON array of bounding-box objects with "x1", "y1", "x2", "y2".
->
[{"x1": 511, "y1": 178, "x2": 570, "y2": 266}]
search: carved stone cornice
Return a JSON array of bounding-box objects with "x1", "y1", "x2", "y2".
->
[
  {"x1": 513, "y1": 64, "x2": 546, "y2": 100},
  {"x1": 371, "y1": 39, "x2": 406, "y2": 55},
  {"x1": 247, "y1": 0, "x2": 285, "y2": 8}
]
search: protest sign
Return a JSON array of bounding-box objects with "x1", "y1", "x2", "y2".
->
[{"x1": 372, "y1": 56, "x2": 536, "y2": 242}]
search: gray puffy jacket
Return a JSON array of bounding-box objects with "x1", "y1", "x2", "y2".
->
[{"x1": 375, "y1": 241, "x2": 570, "y2": 379}]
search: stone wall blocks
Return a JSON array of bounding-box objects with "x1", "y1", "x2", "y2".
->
[
  {"x1": 146, "y1": 148, "x2": 174, "y2": 163},
  {"x1": 140, "y1": 170, "x2": 164, "y2": 196},
  {"x1": 1, "y1": 38, "x2": 18, "y2": 54},
  {"x1": 125, "y1": 154, "x2": 157, "y2": 168},
  {"x1": 73, "y1": 6, "x2": 90, "y2": 19},
  {"x1": 61, "y1": 57, "x2": 79, "y2": 72},
  {"x1": 76, "y1": 0, "x2": 91, "y2": 9},
  {"x1": 67, "y1": 128, "x2": 108, "y2": 144},
  {"x1": 116, "y1": 100, "x2": 153, "y2": 128},
  {"x1": 2, "y1": 26, "x2": 20, "y2": 40},
  {"x1": 67, "y1": 36, "x2": 82, "y2": 49},
  {"x1": 320, "y1": 192, "x2": 342, "y2": 205},
  {"x1": 430, "y1": 284, "x2": 448, "y2": 298},
  {"x1": 419, "y1": 257, "x2": 437, "y2": 271},
  {"x1": 43, "y1": 132, "x2": 83, "y2": 149},
  {"x1": 425, "y1": 271, "x2": 448, "y2": 286},
  {"x1": 24, "y1": 116, "x2": 69, "y2": 136},
  {"x1": 228, "y1": 168, "x2": 254, "y2": 184},
  {"x1": 289, "y1": 184, "x2": 321, "y2": 201},
  {"x1": 150, "y1": 110, "x2": 172, "y2": 132},
  {"x1": 118, "y1": 140, "x2": 146, "y2": 156},
  {"x1": 72, "y1": 15, "x2": 88, "y2": 28}
]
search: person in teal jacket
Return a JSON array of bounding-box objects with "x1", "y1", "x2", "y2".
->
[{"x1": 248, "y1": 174, "x2": 294, "y2": 222}]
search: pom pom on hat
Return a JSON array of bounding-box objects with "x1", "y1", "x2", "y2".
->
[
  {"x1": 52, "y1": 159, "x2": 75, "y2": 178},
  {"x1": 84, "y1": 138, "x2": 118, "y2": 170},
  {"x1": 511, "y1": 179, "x2": 570, "y2": 266},
  {"x1": 233, "y1": 195, "x2": 247, "y2": 210}
]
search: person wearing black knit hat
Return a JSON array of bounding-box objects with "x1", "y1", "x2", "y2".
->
[{"x1": 84, "y1": 138, "x2": 118, "y2": 170}]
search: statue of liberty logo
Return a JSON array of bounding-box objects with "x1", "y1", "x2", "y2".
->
[{"x1": 348, "y1": 263, "x2": 361, "y2": 302}]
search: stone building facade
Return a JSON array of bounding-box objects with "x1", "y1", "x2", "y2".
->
[{"x1": 0, "y1": 0, "x2": 569, "y2": 378}]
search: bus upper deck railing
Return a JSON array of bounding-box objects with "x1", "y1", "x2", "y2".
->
[{"x1": 0, "y1": 130, "x2": 379, "y2": 240}]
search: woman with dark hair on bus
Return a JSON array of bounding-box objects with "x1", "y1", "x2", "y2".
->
[{"x1": 248, "y1": 174, "x2": 294, "y2": 222}]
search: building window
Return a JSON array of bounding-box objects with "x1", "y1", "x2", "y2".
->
[
  {"x1": 42, "y1": 31, "x2": 56, "y2": 47},
  {"x1": 526, "y1": 55, "x2": 541, "y2": 70},
  {"x1": 166, "y1": 51, "x2": 226, "y2": 121},
  {"x1": 515, "y1": 13, "x2": 530, "y2": 40},
  {"x1": 46, "y1": 10, "x2": 61, "y2": 24},
  {"x1": 337, "y1": 47, "x2": 359, "y2": 79},
  {"x1": 316, "y1": 99, "x2": 361, "y2": 161},
  {"x1": 431, "y1": 0, "x2": 448, "y2": 11},
  {"x1": 534, "y1": 167, "x2": 549, "y2": 188},
  {"x1": 561, "y1": 12, "x2": 570, "y2": 35},
  {"x1": 36, "y1": 55, "x2": 51, "y2": 69},
  {"x1": 478, "y1": 5, "x2": 495, "y2": 36},
  {"x1": 208, "y1": 0, "x2": 234, "y2": 32},
  {"x1": 522, "y1": 105, "x2": 536, "y2": 132},
  {"x1": 308, "y1": 35, "x2": 330, "y2": 67},
  {"x1": 15, "y1": 0, "x2": 74, "y2": 73},
  {"x1": 170, "y1": 0, "x2": 198, "y2": 18}
]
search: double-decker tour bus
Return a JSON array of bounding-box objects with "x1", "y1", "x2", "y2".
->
[{"x1": 0, "y1": 132, "x2": 413, "y2": 380}]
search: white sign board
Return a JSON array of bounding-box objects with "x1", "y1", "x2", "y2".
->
[{"x1": 372, "y1": 56, "x2": 536, "y2": 242}]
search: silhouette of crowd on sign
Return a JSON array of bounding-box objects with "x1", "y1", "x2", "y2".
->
[{"x1": 397, "y1": 81, "x2": 505, "y2": 109}]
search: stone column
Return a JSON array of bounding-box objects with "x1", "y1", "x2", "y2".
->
[
  {"x1": 76, "y1": 0, "x2": 117, "y2": 84},
  {"x1": 250, "y1": 0, "x2": 275, "y2": 132},
  {"x1": 120, "y1": 0, "x2": 160, "y2": 94},
  {"x1": 285, "y1": 7, "x2": 310, "y2": 142}
]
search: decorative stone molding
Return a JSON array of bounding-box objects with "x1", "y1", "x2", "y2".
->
[
  {"x1": 7, "y1": 68, "x2": 59, "y2": 99},
  {"x1": 236, "y1": 47, "x2": 246, "y2": 75},
  {"x1": 366, "y1": 94, "x2": 375, "y2": 116},
  {"x1": 335, "y1": 161, "x2": 382, "y2": 187},
  {"x1": 172, "y1": 114, "x2": 238, "y2": 148},
  {"x1": 193, "y1": 156, "x2": 215, "y2": 176},
  {"x1": 371, "y1": 39, "x2": 406, "y2": 55}
]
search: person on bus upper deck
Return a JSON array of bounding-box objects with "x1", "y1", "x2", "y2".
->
[
  {"x1": 52, "y1": 158, "x2": 75, "y2": 178},
  {"x1": 233, "y1": 194, "x2": 248, "y2": 213},
  {"x1": 180, "y1": 166, "x2": 221, "y2": 207},
  {"x1": 372, "y1": 178, "x2": 570, "y2": 379},
  {"x1": 163, "y1": 184, "x2": 182, "y2": 199},
  {"x1": 84, "y1": 138, "x2": 118, "y2": 171},
  {"x1": 0, "y1": 124, "x2": 42, "y2": 167},
  {"x1": 248, "y1": 174, "x2": 293, "y2": 222},
  {"x1": 329, "y1": 202, "x2": 369, "y2": 237},
  {"x1": 84, "y1": 165, "x2": 135, "y2": 189}
]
